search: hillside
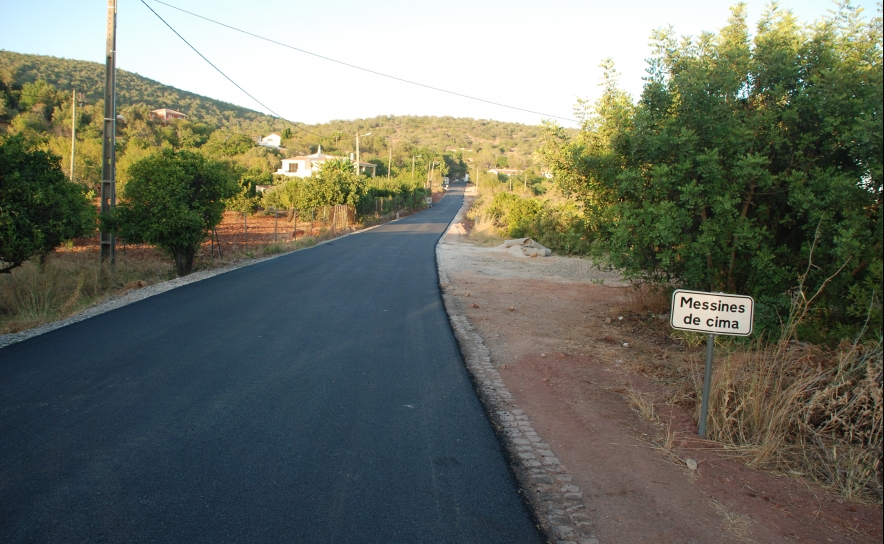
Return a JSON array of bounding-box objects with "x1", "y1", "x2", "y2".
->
[
  {"x1": 0, "y1": 51, "x2": 565, "y2": 187},
  {"x1": 0, "y1": 50, "x2": 271, "y2": 129}
]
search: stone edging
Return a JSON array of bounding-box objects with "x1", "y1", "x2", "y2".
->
[{"x1": 436, "y1": 194, "x2": 599, "y2": 544}]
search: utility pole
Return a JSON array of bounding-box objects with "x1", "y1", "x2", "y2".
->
[
  {"x1": 411, "y1": 154, "x2": 421, "y2": 182},
  {"x1": 387, "y1": 146, "x2": 392, "y2": 180},
  {"x1": 100, "y1": 0, "x2": 118, "y2": 269},
  {"x1": 69, "y1": 89, "x2": 76, "y2": 181},
  {"x1": 355, "y1": 132, "x2": 360, "y2": 176},
  {"x1": 355, "y1": 131, "x2": 371, "y2": 176}
]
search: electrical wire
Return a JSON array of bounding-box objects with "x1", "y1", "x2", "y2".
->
[
  {"x1": 146, "y1": 0, "x2": 578, "y2": 124},
  {"x1": 139, "y1": 0, "x2": 325, "y2": 139}
]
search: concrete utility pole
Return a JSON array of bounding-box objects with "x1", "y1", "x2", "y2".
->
[
  {"x1": 411, "y1": 154, "x2": 421, "y2": 182},
  {"x1": 69, "y1": 89, "x2": 76, "y2": 181},
  {"x1": 355, "y1": 132, "x2": 371, "y2": 176},
  {"x1": 100, "y1": 0, "x2": 118, "y2": 268}
]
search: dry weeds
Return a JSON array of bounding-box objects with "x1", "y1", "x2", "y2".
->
[{"x1": 624, "y1": 283, "x2": 884, "y2": 504}]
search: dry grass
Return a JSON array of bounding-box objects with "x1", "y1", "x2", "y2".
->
[
  {"x1": 696, "y1": 337, "x2": 883, "y2": 503},
  {"x1": 621, "y1": 277, "x2": 883, "y2": 504},
  {"x1": 0, "y1": 222, "x2": 346, "y2": 336},
  {"x1": 623, "y1": 283, "x2": 670, "y2": 315},
  {"x1": 624, "y1": 385, "x2": 658, "y2": 422},
  {"x1": 0, "y1": 248, "x2": 172, "y2": 334}
]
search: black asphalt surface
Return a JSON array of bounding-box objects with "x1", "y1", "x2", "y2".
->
[{"x1": 0, "y1": 182, "x2": 542, "y2": 543}]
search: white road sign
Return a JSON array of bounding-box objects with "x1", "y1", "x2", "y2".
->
[{"x1": 670, "y1": 289, "x2": 755, "y2": 336}]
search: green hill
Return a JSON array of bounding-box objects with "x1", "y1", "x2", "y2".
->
[
  {"x1": 0, "y1": 51, "x2": 565, "y2": 188},
  {"x1": 0, "y1": 50, "x2": 269, "y2": 128}
]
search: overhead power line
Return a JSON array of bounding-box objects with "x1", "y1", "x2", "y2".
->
[
  {"x1": 139, "y1": 0, "x2": 325, "y2": 139},
  {"x1": 146, "y1": 0, "x2": 578, "y2": 124}
]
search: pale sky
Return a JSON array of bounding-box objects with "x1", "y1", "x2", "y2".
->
[{"x1": 1, "y1": 0, "x2": 880, "y2": 128}]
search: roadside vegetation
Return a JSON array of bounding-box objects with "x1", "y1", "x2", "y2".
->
[
  {"x1": 466, "y1": 173, "x2": 592, "y2": 255},
  {"x1": 467, "y1": 2, "x2": 882, "y2": 502}
]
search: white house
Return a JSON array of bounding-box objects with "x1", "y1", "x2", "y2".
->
[
  {"x1": 258, "y1": 133, "x2": 282, "y2": 148},
  {"x1": 276, "y1": 146, "x2": 376, "y2": 178}
]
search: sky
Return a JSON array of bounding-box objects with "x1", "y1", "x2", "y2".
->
[{"x1": 1, "y1": 0, "x2": 880, "y2": 128}]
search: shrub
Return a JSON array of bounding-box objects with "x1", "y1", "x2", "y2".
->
[
  {"x1": 0, "y1": 134, "x2": 96, "y2": 274},
  {"x1": 109, "y1": 149, "x2": 237, "y2": 276}
]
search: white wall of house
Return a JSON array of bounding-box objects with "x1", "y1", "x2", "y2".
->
[
  {"x1": 277, "y1": 158, "x2": 315, "y2": 177},
  {"x1": 259, "y1": 134, "x2": 281, "y2": 148}
]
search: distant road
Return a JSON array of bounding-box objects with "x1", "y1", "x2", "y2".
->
[{"x1": 0, "y1": 182, "x2": 542, "y2": 543}]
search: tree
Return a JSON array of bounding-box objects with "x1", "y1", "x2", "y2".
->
[
  {"x1": 225, "y1": 168, "x2": 268, "y2": 214},
  {"x1": 293, "y1": 158, "x2": 366, "y2": 210},
  {"x1": 541, "y1": 3, "x2": 882, "y2": 340},
  {"x1": 0, "y1": 134, "x2": 96, "y2": 274},
  {"x1": 111, "y1": 149, "x2": 237, "y2": 276}
]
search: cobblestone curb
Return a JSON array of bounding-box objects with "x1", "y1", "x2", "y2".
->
[{"x1": 436, "y1": 195, "x2": 599, "y2": 544}]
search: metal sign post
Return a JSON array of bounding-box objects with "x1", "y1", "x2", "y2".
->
[
  {"x1": 698, "y1": 333, "x2": 715, "y2": 436},
  {"x1": 670, "y1": 289, "x2": 755, "y2": 437}
]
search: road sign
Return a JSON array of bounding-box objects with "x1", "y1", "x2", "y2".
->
[
  {"x1": 670, "y1": 289, "x2": 755, "y2": 337},
  {"x1": 670, "y1": 289, "x2": 755, "y2": 437}
]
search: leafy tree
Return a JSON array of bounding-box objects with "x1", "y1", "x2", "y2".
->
[
  {"x1": 225, "y1": 168, "x2": 269, "y2": 213},
  {"x1": 201, "y1": 131, "x2": 253, "y2": 157},
  {"x1": 486, "y1": 192, "x2": 543, "y2": 237},
  {"x1": 18, "y1": 79, "x2": 57, "y2": 112},
  {"x1": 541, "y1": 3, "x2": 882, "y2": 340},
  {"x1": 368, "y1": 158, "x2": 387, "y2": 177},
  {"x1": 111, "y1": 149, "x2": 237, "y2": 276},
  {"x1": 0, "y1": 134, "x2": 96, "y2": 274}
]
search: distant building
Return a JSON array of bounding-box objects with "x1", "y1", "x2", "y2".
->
[
  {"x1": 258, "y1": 133, "x2": 282, "y2": 148},
  {"x1": 150, "y1": 108, "x2": 186, "y2": 122},
  {"x1": 275, "y1": 147, "x2": 376, "y2": 178},
  {"x1": 487, "y1": 168, "x2": 523, "y2": 177}
]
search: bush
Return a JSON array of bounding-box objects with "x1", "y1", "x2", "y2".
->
[
  {"x1": 109, "y1": 149, "x2": 237, "y2": 276},
  {"x1": 0, "y1": 134, "x2": 96, "y2": 274},
  {"x1": 261, "y1": 158, "x2": 365, "y2": 212},
  {"x1": 540, "y1": 5, "x2": 883, "y2": 341}
]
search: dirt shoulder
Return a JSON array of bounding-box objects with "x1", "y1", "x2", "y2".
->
[{"x1": 437, "y1": 189, "x2": 883, "y2": 544}]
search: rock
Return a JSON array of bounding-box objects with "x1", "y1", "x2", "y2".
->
[
  {"x1": 470, "y1": 303, "x2": 480, "y2": 309},
  {"x1": 604, "y1": 317, "x2": 612, "y2": 324},
  {"x1": 686, "y1": 458, "x2": 698, "y2": 471}
]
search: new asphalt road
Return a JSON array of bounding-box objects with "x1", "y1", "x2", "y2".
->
[{"x1": 0, "y1": 183, "x2": 542, "y2": 543}]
